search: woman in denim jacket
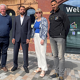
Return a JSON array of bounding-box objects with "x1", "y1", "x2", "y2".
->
[{"x1": 32, "y1": 8, "x2": 48, "y2": 77}]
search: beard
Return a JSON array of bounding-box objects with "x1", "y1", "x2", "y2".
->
[{"x1": 20, "y1": 12, "x2": 25, "y2": 15}]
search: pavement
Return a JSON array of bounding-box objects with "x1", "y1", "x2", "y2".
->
[{"x1": 0, "y1": 48, "x2": 80, "y2": 80}]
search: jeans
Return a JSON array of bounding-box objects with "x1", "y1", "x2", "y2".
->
[{"x1": 50, "y1": 37, "x2": 65, "y2": 77}]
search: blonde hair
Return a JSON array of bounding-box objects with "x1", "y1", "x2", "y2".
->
[{"x1": 34, "y1": 8, "x2": 43, "y2": 18}]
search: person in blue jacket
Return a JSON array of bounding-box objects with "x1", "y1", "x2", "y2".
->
[{"x1": 0, "y1": 4, "x2": 12, "y2": 72}]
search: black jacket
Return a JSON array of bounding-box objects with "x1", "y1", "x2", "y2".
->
[
  {"x1": 49, "y1": 8, "x2": 70, "y2": 39},
  {"x1": 12, "y1": 15, "x2": 31, "y2": 42}
]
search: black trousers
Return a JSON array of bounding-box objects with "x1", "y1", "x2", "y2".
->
[
  {"x1": 0, "y1": 38, "x2": 9, "y2": 67},
  {"x1": 13, "y1": 39, "x2": 29, "y2": 68}
]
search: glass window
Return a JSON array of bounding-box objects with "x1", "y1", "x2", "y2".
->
[{"x1": 66, "y1": 16, "x2": 80, "y2": 48}]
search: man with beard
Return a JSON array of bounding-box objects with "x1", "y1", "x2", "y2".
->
[
  {"x1": 11, "y1": 6, "x2": 31, "y2": 73},
  {"x1": 49, "y1": 0, "x2": 70, "y2": 80}
]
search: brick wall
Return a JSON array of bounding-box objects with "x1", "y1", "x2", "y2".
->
[
  {"x1": 28, "y1": 0, "x2": 68, "y2": 53},
  {"x1": 28, "y1": 0, "x2": 52, "y2": 53},
  {"x1": 37, "y1": 0, "x2": 52, "y2": 12}
]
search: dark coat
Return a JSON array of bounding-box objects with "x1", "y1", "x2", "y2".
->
[{"x1": 12, "y1": 15, "x2": 31, "y2": 42}]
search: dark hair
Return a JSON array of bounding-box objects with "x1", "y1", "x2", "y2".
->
[
  {"x1": 18, "y1": 6, "x2": 25, "y2": 10},
  {"x1": 51, "y1": 0, "x2": 57, "y2": 3}
]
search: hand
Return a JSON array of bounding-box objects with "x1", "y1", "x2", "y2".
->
[
  {"x1": 40, "y1": 40, "x2": 44, "y2": 45},
  {"x1": 26, "y1": 39, "x2": 30, "y2": 44},
  {"x1": 12, "y1": 39, "x2": 15, "y2": 44},
  {"x1": 32, "y1": 38, "x2": 34, "y2": 42}
]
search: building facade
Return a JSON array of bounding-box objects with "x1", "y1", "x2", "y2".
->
[
  {"x1": 0, "y1": 0, "x2": 80, "y2": 53},
  {"x1": 0, "y1": 0, "x2": 67, "y2": 15}
]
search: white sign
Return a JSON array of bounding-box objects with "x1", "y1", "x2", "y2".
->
[
  {"x1": 66, "y1": 7, "x2": 79, "y2": 13},
  {"x1": 77, "y1": 32, "x2": 80, "y2": 34}
]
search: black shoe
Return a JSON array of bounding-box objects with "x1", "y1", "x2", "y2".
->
[
  {"x1": 50, "y1": 73, "x2": 59, "y2": 79},
  {"x1": 11, "y1": 67, "x2": 17, "y2": 71},
  {"x1": 0, "y1": 64, "x2": 1, "y2": 69},
  {"x1": 24, "y1": 67, "x2": 29, "y2": 73},
  {"x1": 59, "y1": 76, "x2": 64, "y2": 80}
]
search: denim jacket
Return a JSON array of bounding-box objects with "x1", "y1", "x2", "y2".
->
[{"x1": 32, "y1": 17, "x2": 48, "y2": 40}]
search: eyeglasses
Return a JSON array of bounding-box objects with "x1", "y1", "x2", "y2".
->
[{"x1": 35, "y1": 12, "x2": 42, "y2": 14}]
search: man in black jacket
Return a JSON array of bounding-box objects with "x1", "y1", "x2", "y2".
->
[{"x1": 49, "y1": 0, "x2": 70, "y2": 80}]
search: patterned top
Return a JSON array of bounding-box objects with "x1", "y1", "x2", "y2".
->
[{"x1": 32, "y1": 17, "x2": 48, "y2": 40}]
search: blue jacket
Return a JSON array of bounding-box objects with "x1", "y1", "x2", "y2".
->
[
  {"x1": 0, "y1": 14, "x2": 12, "y2": 38},
  {"x1": 32, "y1": 17, "x2": 48, "y2": 40}
]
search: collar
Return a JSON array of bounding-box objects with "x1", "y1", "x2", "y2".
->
[
  {"x1": 0, "y1": 13, "x2": 7, "y2": 16},
  {"x1": 50, "y1": 8, "x2": 60, "y2": 14},
  {"x1": 20, "y1": 15, "x2": 25, "y2": 18}
]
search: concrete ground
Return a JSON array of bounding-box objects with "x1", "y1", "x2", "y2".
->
[{"x1": 0, "y1": 49, "x2": 80, "y2": 80}]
